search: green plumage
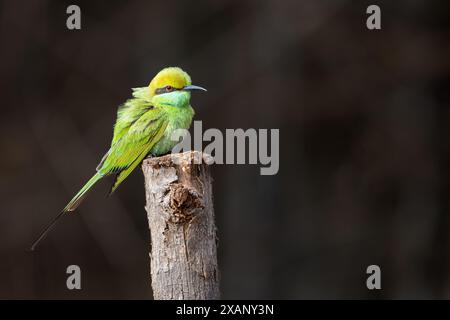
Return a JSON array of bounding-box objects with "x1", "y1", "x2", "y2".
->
[
  {"x1": 31, "y1": 67, "x2": 204, "y2": 250},
  {"x1": 67, "y1": 86, "x2": 194, "y2": 210}
]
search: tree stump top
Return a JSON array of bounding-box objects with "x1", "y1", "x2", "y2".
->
[{"x1": 143, "y1": 151, "x2": 214, "y2": 168}]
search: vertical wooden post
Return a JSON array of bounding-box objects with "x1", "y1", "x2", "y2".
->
[{"x1": 142, "y1": 151, "x2": 220, "y2": 300}]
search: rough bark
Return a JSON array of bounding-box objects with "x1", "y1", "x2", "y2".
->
[{"x1": 142, "y1": 151, "x2": 220, "y2": 300}]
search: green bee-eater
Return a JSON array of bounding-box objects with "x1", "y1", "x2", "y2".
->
[{"x1": 31, "y1": 67, "x2": 206, "y2": 250}]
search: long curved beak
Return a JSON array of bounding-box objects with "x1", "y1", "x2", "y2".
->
[{"x1": 183, "y1": 85, "x2": 207, "y2": 92}]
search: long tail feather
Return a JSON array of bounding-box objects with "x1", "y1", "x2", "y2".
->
[
  {"x1": 29, "y1": 211, "x2": 65, "y2": 251},
  {"x1": 63, "y1": 173, "x2": 103, "y2": 212},
  {"x1": 30, "y1": 172, "x2": 103, "y2": 251}
]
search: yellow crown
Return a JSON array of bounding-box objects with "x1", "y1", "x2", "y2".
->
[{"x1": 148, "y1": 67, "x2": 192, "y2": 96}]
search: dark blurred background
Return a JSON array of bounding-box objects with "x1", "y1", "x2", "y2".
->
[{"x1": 0, "y1": 0, "x2": 449, "y2": 299}]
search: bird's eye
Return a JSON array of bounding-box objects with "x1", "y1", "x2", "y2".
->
[{"x1": 166, "y1": 85, "x2": 173, "y2": 92}]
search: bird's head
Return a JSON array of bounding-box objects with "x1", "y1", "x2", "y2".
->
[{"x1": 149, "y1": 67, "x2": 206, "y2": 107}]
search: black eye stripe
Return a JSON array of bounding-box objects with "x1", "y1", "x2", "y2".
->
[{"x1": 155, "y1": 85, "x2": 180, "y2": 94}]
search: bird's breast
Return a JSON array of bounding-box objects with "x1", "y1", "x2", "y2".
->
[{"x1": 150, "y1": 106, "x2": 194, "y2": 156}]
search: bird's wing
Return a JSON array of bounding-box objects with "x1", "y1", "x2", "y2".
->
[
  {"x1": 98, "y1": 107, "x2": 168, "y2": 193},
  {"x1": 111, "y1": 87, "x2": 153, "y2": 146},
  {"x1": 96, "y1": 88, "x2": 153, "y2": 171}
]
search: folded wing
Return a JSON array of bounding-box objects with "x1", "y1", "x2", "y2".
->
[{"x1": 98, "y1": 107, "x2": 168, "y2": 194}]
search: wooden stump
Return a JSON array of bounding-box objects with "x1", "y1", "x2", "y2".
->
[{"x1": 142, "y1": 151, "x2": 220, "y2": 300}]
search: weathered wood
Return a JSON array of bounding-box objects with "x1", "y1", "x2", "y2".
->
[{"x1": 142, "y1": 151, "x2": 220, "y2": 300}]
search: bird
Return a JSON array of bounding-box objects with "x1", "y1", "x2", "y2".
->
[{"x1": 30, "y1": 67, "x2": 206, "y2": 250}]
